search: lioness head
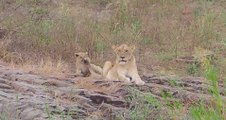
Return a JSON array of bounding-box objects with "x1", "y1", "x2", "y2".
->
[
  {"x1": 112, "y1": 44, "x2": 135, "y2": 65},
  {"x1": 75, "y1": 52, "x2": 90, "y2": 65}
]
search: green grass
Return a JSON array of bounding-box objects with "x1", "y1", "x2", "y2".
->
[
  {"x1": 126, "y1": 59, "x2": 226, "y2": 120},
  {"x1": 44, "y1": 103, "x2": 53, "y2": 120},
  {"x1": 0, "y1": 112, "x2": 7, "y2": 120},
  {"x1": 188, "y1": 60, "x2": 225, "y2": 120},
  {"x1": 125, "y1": 87, "x2": 165, "y2": 120},
  {"x1": 169, "y1": 79, "x2": 178, "y2": 87},
  {"x1": 187, "y1": 63, "x2": 200, "y2": 76}
]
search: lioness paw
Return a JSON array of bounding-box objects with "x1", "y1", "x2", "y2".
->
[{"x1": 135, "y1": 80, "x2": 145, "y2": 85}]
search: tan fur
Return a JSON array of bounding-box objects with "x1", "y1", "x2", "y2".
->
[
  {"x1": 103, "y1": 44, "x2": 145, "y2": 85},
  {"x1": 75, "y1": 52, "x2": 102, "y2": 77}
]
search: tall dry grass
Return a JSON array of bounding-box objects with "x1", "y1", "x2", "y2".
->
[{"x1": 0, "y1": 0, "x2": 226, "y2": 77}]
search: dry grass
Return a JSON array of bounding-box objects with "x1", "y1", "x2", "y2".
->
[
  {"x1": 8, "y1": 58, "x2": 69, "y2": 77},
  {"x1": 75, "y1": 79, "x2": 121, "y2": 94},
  {"x1": 35, "y1": 58, "x2": 68, "y2": 76},
  {"x1": 0, "y1": 0, "x2": 226, "y2": 78},
  {"x1": 0, "y1": 41, "x2": 23, "y2": 64}
]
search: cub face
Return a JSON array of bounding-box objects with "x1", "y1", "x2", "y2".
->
[
  {"x1": 75, "y1": 52, "x2": 91, "y2": 77},
  {"x1": 112, "y1": 44, "x2": 135, "y2": 65},
  {"x1": 75, "y1": 52, "x2": 91, "y2": 65}
]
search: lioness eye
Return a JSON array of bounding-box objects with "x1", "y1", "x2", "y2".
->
[{"x1": 125, "y1": 50, "x2": 128, "y2": 52}]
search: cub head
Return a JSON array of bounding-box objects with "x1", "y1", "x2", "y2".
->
[
  {"x1": 112, "y1": 44, "x2": 135, "y2": 65},
  {"x1": 75, "y1": 52, "x2": 90, "y2": 65}
]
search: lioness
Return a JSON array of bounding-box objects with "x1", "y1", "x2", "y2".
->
[
  {"x1": 75, "y1": 52, "x2": 102, "y2": 77},
  {"x1": 103, "y1": 44, "x2": 145, "y2": 85}
]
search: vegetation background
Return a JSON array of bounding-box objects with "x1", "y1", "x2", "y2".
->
[
  {"x1": 1, "y1": 0, "x2": 226, "y2": 77},
  {"x1": 0, "y1": 0, "x2": 226, "y2": 76}
]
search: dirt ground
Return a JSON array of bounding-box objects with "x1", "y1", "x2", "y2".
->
[{"x1": 0, "y1": 62, "x2": 224, "y2": 120}]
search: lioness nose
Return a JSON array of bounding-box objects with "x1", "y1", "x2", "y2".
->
[{"x1": 120, "y1": 56, "x2": 125, "y2": 59}]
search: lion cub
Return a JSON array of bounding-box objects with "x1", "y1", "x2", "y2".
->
[
  {"x1": 75, "y1": 52, "x2": 102, "y2": 77},
  {"x1": 103, "y1": 44, "x2": 145, "y2": 85}
]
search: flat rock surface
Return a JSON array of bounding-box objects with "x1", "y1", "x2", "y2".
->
[{"x1": 0, "y1": 63, "x2": 225, "y2": 120}]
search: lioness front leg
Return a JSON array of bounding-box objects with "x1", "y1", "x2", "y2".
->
[
  {"x1": 132, "y1": 75, "x2": 145, "y2": 85},
  {"x1": 118, "y1": 73, "x2": 131, "y2": 83}
]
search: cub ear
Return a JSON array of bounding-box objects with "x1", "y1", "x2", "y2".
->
[
  {"x1": 130, "y1": 45, "x2": 136, "y2": 52},
  {"x1": 75, "y1": 53, "x2": 79, "y2": 57}
]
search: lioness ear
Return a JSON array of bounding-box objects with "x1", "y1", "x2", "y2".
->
[
  {"x1": 112, "y1": 45, "x2": 117, "y2": 51},
  {"x1": 130, "y1": 45, "x2": 135, "y2": 52}
]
